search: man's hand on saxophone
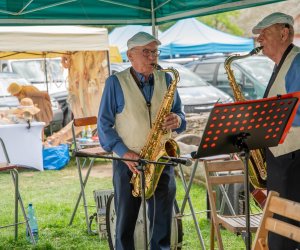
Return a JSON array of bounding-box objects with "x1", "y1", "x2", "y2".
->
[
  {"x1": 122, "y1": 150, "x2": 140, "y2": 174},
  {"x1": 163, "y1": 112, "x2": 181, "y2": 130}
]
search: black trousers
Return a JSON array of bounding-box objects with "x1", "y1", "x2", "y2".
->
[
  {"x1": 112, "y1": 160, "x2": 176, "y2": 250},
  {"x1": 266, "y1": 148, "x2": 300, "y2": 250}
]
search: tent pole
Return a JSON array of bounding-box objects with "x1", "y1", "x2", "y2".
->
[
  {"x1": 43, "y1": 54, "x2": 49, "y2": 93},
  {"x1": 151, "y1": 0, "x2": 157, "y2": 38}
]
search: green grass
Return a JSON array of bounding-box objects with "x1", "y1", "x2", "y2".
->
[{"x1": 0, "y1": 158, "x2": 254, "y2": 249}]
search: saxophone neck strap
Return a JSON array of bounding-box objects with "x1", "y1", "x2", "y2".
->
[
  {"x1": 130, "y1": 67, "x2": 143, "y2": 89},
  {"x1": 264, "y1": 43, "x2": 294, "y2": 97}
]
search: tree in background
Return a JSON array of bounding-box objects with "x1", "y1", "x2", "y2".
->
[
  {"x1": 159, "y1": 11, "x2": 243, "y2": 36},
  {"x1": 105, "y1": 25, "x2": 122, "y2": 33},
  {"x1": 199, "y1": 11, "x2": 243, "y2": 36}
]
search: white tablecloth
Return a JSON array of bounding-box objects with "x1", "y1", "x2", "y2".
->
[{"x1": 0, "y1": 122, "x2": 45, "y2": 171}]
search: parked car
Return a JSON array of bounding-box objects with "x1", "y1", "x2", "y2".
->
[
  {"x1": 184, "y1": 55, "x2": 274, "y2": 100},
  {"x1": 0, "y1": 58, "x2": 72, "y2": 127},
  {"x1": 110, "y1": 62, "x2": 233, "y2": 113},
  {"x1": 0, "y1": 72, "x2": 64, "y2": 134},
  {"x1": 0, "y1": 58, "x2": 68, "y2": 94}
]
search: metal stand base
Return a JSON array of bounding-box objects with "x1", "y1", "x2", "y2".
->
[
  {"x1": 137, "y1": 164, "x2": 148, "y2": 250},
  {"x1": 235, "y1": 134, "x2": 252, "y2": 250},
  {"x1": 69, "y1": 157, "x2": 96, "y2": 234},
  {"x1": 177, "y1": 159, "x2": 206, "y2": 250}
]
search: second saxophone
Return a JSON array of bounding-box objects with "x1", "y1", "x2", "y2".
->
[{"x1": 225, "y1": 46, "x2": 267, "y2": 189}]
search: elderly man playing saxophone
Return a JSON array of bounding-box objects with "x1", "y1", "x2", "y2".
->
[
  {"x1": 98, "y1": 32, "x2": 186, "y2": 250},
  {"x1": 253, "y1": 12, "x2": 300, "y2": 250}
]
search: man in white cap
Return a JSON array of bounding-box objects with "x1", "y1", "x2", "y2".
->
[
  {"x1": 98, "y1": 32, "x2": 186, "y2": 249},
  {"x1": 253, "y1": 12, "x2": 300, "y2": 250}
]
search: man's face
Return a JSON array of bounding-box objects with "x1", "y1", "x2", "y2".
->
[
  {"x1": 127, "y1": 41, "x2": 159, "y2": 76},
  {"x1": 256, "y1": 24, "x2": 288, "y2": 61}
]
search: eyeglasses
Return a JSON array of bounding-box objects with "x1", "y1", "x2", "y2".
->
[
  {"x1": 143, "y1": 49, "x2": 161, "y2": 57},
  {"x1": 134, "y1": 48, "x2": 161, "y2": 57}
]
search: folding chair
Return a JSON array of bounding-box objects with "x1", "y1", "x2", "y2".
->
[
  {"x1": 0, "y1": 137, "x2": 36, "y2": 244},
  {"x1": 252, "y1": 191, "x2": 300, "y2": 250},
  {"x1": 68, "y1": 116, "x2": 111, "y2": 234},
  {"x1": 204, "y1": 159, "x2": 262, "y2": 250}
]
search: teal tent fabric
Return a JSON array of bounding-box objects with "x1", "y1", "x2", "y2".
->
[
  {"x1": 0, "y1": 0, "x2": 286, "y2": 26},
  {"x1": 159, "y1": 18, "x2": 254, "y2": 58}
]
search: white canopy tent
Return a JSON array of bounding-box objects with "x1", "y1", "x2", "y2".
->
[
  {"x1": 0, "y1": 25, "x2": 110, "y2": 129},
  {"x1": 0, "y1": 25, "x2": 109, "y2": 94},
  {"x1": 0, "y1": 26, "x2": 109, "y2": 59}
]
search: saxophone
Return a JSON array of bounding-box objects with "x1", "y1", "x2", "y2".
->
[
  {"x1": 225, "y1": 46, "x2": 267, "y2": 189},
  {"x1": 130, "y1": 64, "x2": 181, "y2": 199}
]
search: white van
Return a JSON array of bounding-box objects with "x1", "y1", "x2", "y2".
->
[
  {"x1": 0, "y1": 58, "x2": 68, "y2": 94},
  {"x1": 0, "y1": 58, "x2": 71, "y2": 131}
]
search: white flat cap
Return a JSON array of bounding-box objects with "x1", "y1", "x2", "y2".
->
[
  {"x1": 252, "y1": 12, "x2": 294, "y2": 34},
  {"x1": 127, "y1": 31, "x2": 161, "y2": 50}
]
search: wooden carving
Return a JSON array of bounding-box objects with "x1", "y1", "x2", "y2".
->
[{"x1": 46, "y1": 51, "x2": 109, "y2": 145}]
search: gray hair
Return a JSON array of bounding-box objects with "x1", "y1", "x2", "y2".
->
[{"x1": 279, "y1": 23, "x2": 294, "y2": 42}]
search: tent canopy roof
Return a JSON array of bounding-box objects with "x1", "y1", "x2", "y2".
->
[
  {"x1": 0, "y1": 26, "x2": 109, "y2": 59},
  {"x1": 0, "y1": 0, "x2": 287, "y2": 26},
  {"x1": 159, "y1": 18, "x2": 254, "y2": 57}
]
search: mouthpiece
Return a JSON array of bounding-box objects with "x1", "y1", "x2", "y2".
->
[
  {"x1": 250, "y1": 46, "x2": 263, "y2": 56},
  {"x1": 151, "y1": 63, "x2": 162, "y2": 70}
]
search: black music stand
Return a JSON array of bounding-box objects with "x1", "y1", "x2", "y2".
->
[
  {"x1": 74, "y1": 151, "x2": 179, "y2": 250},
  {"x1": 191, "y1": 92, "x2": 300, "y2": 250}
]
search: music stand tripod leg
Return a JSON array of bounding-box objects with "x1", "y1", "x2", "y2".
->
[
  {"x1": 69, "y1": 157, "x2": 95, "y2": 234},
  {"x1": 180, "y1": 159, "x2": 198, "y2": 212},
  {"x1": 235, "y1": 134, "x2": 251, "y2": 249},
  {"x1": 242, "y1": 150, "x2": 251, "y2": 250},
  {"x1": 137, "y1": 163, "x2": 148, "y2": 250},
  {"x1": 177, "y1": 160, "x2": 206, "y2": 250}
]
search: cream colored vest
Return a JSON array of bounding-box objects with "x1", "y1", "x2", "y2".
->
[
  {"x1": 267, "y1": 46, "x2": 300, "y2": 157},
  {"x1": 114, "y1": 68, "x2": 168, "y2": 156}
]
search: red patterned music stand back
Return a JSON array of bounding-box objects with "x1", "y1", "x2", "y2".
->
[{"x1": 192, "y1": 92, "x2": 300, "y2": 159}]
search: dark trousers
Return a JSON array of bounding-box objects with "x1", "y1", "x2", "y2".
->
[
  {"x1": 113, "y1": 160, "x2": 176, "y2": 250},
  {"x1": 266, "y1": 148, "x2": 300, "y2": 250}
]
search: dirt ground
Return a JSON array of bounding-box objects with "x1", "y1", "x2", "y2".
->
[{"x1": 81, "y1": 161, "x2": 113, "y2": 178}]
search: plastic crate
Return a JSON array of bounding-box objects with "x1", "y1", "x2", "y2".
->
[{"x1": 93, "y1": 189, "x2": 113, "y2": 239}]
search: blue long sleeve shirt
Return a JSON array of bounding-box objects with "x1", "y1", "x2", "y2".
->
[
  {"x1": 97, "y1": 70, "x2": 186, "y2": 156},
  {"x1": 286, "y1": 53, "x2": 300, "y2": 126}
]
